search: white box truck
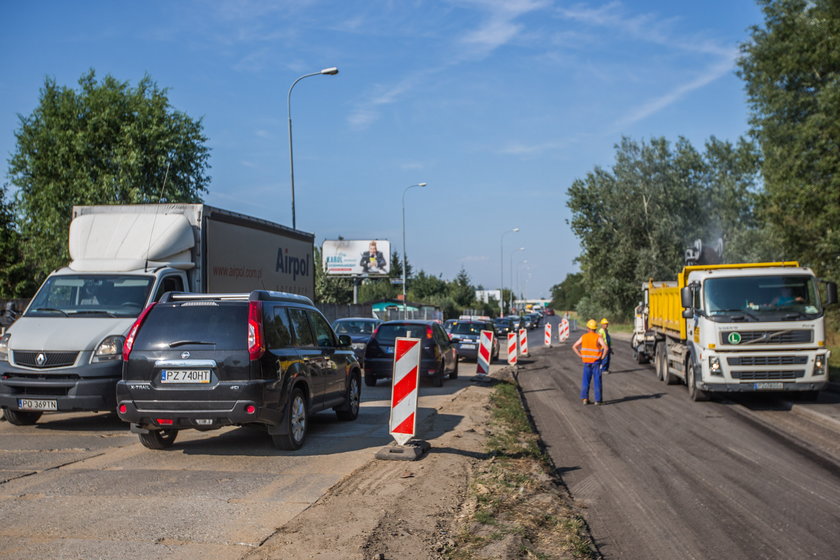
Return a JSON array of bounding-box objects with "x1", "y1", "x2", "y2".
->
[{"x1": 0, "y1": 204, "x2": 314, "y2": 425}]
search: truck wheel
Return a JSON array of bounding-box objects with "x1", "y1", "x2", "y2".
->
[
  {"x1": 661, "y1": 345, "x2": 677, "y2": 385},
  {"x1": 138, "y1": 429, "x2": 178, "y2": 450},
  {"x1": 655, "y1": 344, "x2": 665, "y2": 382},
  {"x1": 271, "y1": 387, "x2": 308, "y2": 450},
  {"x1": 3, "y1": 408, "x2": 42, "y2": 426},
  {"x1": 335, "y1": 374, "x2": 361, "y2": 421},
  {"x1": 687, "y1": 360, "x2": 708, "y2": 402}
]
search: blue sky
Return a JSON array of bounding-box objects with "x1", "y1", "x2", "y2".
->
[{"x1": 1, "y1": 0, "x2": 763, "y2": 300}]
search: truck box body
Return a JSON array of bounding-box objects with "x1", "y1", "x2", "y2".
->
[
  {"x1": 0, "y1": 204, "x2": 314, "y2": 420},
  {"x1": 635, "y1": 262, "x2": 832, "y2": 400}
]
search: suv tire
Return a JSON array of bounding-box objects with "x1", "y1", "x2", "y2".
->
[
  {"x1": 3, "y1": 409, "x2": 42, "y2": 426},
  {"x1": 272, "y1": 387, "x2": 308, "y2": 450},
  {"x1": 364, "y1": 372, "x2": 377, "y2": 387},
  {"x1": 449, "y1": 358, "x2": 459, "y2": 380},
  {"x1": 138, "y1": 429, "x2": 178, "y2": 450},
  {"x1": 335, "y1": 374, "x2": 361, "y2": 421}
]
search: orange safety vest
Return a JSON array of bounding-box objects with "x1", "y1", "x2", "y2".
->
[{"x1": 580, "y1": 332, "x2": 602, "y2": 363}]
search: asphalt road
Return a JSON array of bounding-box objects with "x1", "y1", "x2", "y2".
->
[
  {"x1": 519, "y1": 324, "x2": 840, "y2": 560},
  {"x1": 0, "y1": 356, "x2": 500, "y2": 560}
]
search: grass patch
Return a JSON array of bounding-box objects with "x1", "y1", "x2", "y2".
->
[{"x1": 448, "y1": 375, "x2": 597, "y2": 560}]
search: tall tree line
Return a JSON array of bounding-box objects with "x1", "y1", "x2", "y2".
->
[{"x1": 565, "y1": 0, "x2": 840, "y2": 319}]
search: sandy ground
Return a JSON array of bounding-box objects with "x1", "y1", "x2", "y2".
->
[{"x1": 243, "y1": 376, "x2": 495, "y2": 560}]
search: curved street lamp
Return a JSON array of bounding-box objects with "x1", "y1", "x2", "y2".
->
[
  {"x1": 287, "y1": 67, "x2": 339, "y2": 230},
  {"x1": 402, "y1": 182, "x2": 428, "y2": 316},
  {"x1": 500, "y1": 227, "x2": 520, "y2": 316}
]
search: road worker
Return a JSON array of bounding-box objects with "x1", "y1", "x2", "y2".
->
[
  {"x1": 572, "y1": 319, "x2": 608, "y2": 405},
  {"x1": 598, "y1": 318, "x2": 612, "y2": 374}
]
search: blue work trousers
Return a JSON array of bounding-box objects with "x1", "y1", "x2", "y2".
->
[
  {"x1": 600, "y1": 350, "x2": 611, "y2": 373},
  {"x1": 580, "y1": 360, "x2": 602, "y2": 402}
]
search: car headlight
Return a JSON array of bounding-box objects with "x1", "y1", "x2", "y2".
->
[
  {"x1": 351, "y1": 342, "x2": 367, "y2": 352},
  {"x1": 814, "y1": 354, "x2": 827, "y2": 376},
  {"x1": 709, "y1": 356, "x2": 722, "y2": 376},
  {"x1": 0, "y1": 333, "x2": 9, "y2": 361},
  {"x1": 92, "y1": 335, "x2": 125, "y2": 363}
]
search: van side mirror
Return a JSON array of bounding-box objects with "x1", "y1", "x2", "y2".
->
[{"x1": 825, "y1": 281, "x2": 838, "y2": 306}]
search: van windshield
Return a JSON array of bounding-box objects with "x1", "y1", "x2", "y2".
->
[
  {"x1": 703, "y1": 275, "x2": 822, "y2": 322},
  {"x1": 26, "y1": 275, "x2": 155, "y2": 318}
]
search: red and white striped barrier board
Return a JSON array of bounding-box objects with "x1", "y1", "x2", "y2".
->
[
  {"x1": 544, "y1": 323, "x2": 552, "y2": 347},
  {"x1": 519, "y1": 328, "x2": 529, "y2": 357},
  {"x1": 559, "y1": 318, "x2": 569, "y2": 342},
  {"x1": 389, "y1": 337, "x2": 421, "y2": 446},
  {"x1": 476, "y1": 329, "x2": 494, "y2": 377},
  {"x1": 507, "y1": 332, "x2": 518, "y2": 366}
]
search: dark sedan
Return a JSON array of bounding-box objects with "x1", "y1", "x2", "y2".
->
[
  {"x1": 332, "y1": 317, "x2": 382, "y2": 366},
  {"x1": 363, "y1": 320, "x2": 458, "y2": 387},
  {"x1": 448, "y1": 319, "x2": 499, "y2": 362}
]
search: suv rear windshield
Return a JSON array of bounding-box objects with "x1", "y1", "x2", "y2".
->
[
  {"x1": 375, "y1": 323, "x2": 430, "y2": 343},
  {"x1": 134, "y1": 303, "x2": 248, "y2": 350}
]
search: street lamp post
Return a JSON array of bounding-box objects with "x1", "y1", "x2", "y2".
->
[
  {"x1": 510, "y1": 247, "x2": 525, "y2": 312},
  {"x1": 402, "y1": 182, "x2": 428, "y2": 317},
  {"x1": 287, "y1": 66, "x2": 339, "y2": 230},
  {"x1": 500, "y1": 227, "x2": 520, "y2": 316}
]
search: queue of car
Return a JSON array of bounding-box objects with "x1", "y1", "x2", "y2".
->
[{"x1": 3, "y1": 289, "x2": 554, "y2": 452}]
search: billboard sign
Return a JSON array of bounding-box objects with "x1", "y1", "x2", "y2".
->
[
  {"x1": 323, "y1": 240, "x2": 391, "y2": 276},
  {"x1": 475, "y1": 290, "x2": 502, "y2": 303}
]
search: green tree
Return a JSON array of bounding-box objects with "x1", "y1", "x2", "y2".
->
[
  {"x1": 0, "y1": 184, "x2": 35, "y2": 297},
  {"x1": 8, "y1": 70, "x2": 211, "y2": 281},
  {"x1": 738, "y1": 0, "x2": 840, "y2": 277},
  {"x1": 567, "y1": 136, "x2": 760, "y2": 318},
  {"x1": 448, "y1": 268, "x2": 475, "y2": 308},
  {"x1": 550, "y1": 272, "x2": 585, "y2": 311}
]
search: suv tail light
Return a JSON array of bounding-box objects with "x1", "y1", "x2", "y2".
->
[
  {"x1": 426, "y1": 326, "x2": 433, "y2": 339},
  {"x1": 123, "y1": 302, "x2": 157, "y2": 361},
  {"x1": 248, "y1": 301, "x2": 265, "y2": 360}
]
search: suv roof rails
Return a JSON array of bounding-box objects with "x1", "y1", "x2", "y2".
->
[{"x1": 160, "y1": 291, "x2": 314, "y2": 306}]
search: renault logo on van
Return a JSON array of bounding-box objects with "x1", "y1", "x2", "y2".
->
[
  {"x1": 181, "y1": 352, "x2": 191, "y2": 359},
  {"x1": 36, "y1": 353, "x2": 47, "y2": 366}
]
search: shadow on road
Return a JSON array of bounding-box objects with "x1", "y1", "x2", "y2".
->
[{"x1": 604, "y1": 392, "x2": 665, "y2": 405}]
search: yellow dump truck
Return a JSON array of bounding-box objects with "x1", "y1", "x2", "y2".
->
[{"x1": 632, "y1": 262, "x2": 837, "y2": 401}]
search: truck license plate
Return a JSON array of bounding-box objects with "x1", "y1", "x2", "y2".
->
[
  {"x1": 754, "y1": 382, "x2": 784, "y2": 390},
  {"x1": 18, "y1": 398, "x2": 57, "y2": 411},
  {"x1": 161, "y1": 369, "x2": 211, "y2": 384}
]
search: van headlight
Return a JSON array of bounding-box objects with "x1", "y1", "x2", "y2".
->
[
  {"x1": 814, "y1": 354, "x2": 827, "y2": 376},
  {"x1": 709, "y1": 356, "x2": 722, "y2": 376},
  {"x1": 92, "y1": 335, "x2": 125, "y2": 363},
  {"x1": 0, "y1": 333, "x2": 9, "y2": 361}
]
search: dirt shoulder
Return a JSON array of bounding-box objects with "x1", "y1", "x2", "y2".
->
[{"x1": 245, "y1": 360, "x2": 596, "y2": 560}]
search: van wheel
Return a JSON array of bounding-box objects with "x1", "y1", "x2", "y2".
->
[
  {"x1": 272, "y1": 388, "x2": 308, "y2": 450},
  {"x1": 335, "y1": 374, "x2": 361, "y2": 421},
  {"x1": 364, "y1": 372, "x2": 378, "y2": 387},
  {"x1": 3, "y1": 409, "x2": 42, "y2": 426},
  {"x1": 138, "y1": 429, "x2": 178, "y2": 450},
  {"x1": 687, "y1": 360, "x2": 708, "y2": 402}
]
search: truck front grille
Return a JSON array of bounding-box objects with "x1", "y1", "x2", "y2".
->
[
  {"x1": 720, "y1": 330, "x2": 812, "y2": 345},
  {"x1": 730, "y1": 370, "x2": 805, "y2": 381},
  {"x1": 12, "y1": 351, "x2": 79, "y2": 369},
  {"x1": 727, "y1": 356, "x2": 808, "y2": 366}
]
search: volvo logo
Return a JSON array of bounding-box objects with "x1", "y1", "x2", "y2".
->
[
  {"x1": 181, "y1": 351, "x2": 191, "y2": 359},
  {"x1": 35, "y1": 353, "x2": 47, "y2": 366}
]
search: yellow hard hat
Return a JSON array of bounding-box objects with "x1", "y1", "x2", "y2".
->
[
  {"x1": 600, "y1": 318, "x2": 609, "y2": 325},
  {"x1": 586, "y1": 319, "x2": 597, "y2": 330}
]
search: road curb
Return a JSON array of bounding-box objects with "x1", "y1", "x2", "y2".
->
[{"x1": 785, "y1": 401, "x2": 840, "y2": 434}]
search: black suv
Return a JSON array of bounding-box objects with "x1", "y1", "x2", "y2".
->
[
  {"x1": 363, "y1": 320, "x2": 458, "y2": 387},
  {"x1": 116, "y1": 291, "x2": 362, "y2": 451}
]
